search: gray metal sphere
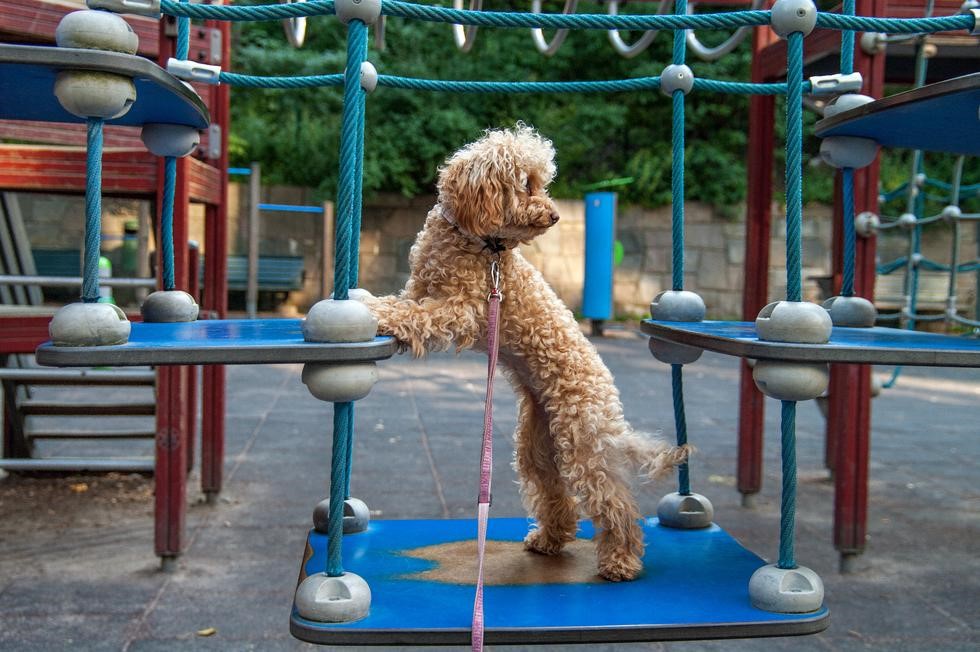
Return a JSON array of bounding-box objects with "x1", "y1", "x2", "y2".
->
[
  {"x1": 822, "y1": 295, "x2": 877, "y2": 328},
  {"x1": 140, "y1": 290, "x2": 199, "y2": 323},
  {"x1": 303, "y1": 299, "x2": 378, "y2": 343},
  {"x1": 749, "y1": 563, "x2": 825, "y2": 613},
  {"x1": 49, "y1": 302, "x2": 131, "y2": 346},
  {"x1": 294, "y1": 572, "x2": 371, "y2": 623},
  {"x1": 755, "y1": 300, "x2": 832, "y2": 344}
]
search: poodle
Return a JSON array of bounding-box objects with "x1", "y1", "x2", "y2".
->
[{"x1": 363, "y1": 125, "x2": 688, "y2": 581}]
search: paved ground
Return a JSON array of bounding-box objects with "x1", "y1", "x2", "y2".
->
[{"x1": 0, "y1": 324, "x2": 978, "y2": 651}]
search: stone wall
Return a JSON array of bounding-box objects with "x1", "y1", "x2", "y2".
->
[
  {"x1": 13, "y1": 184, "x2": 974, "y2": 322},
  {"x1": 238, "y1": 184, "x2": 840, "y2": 319}
]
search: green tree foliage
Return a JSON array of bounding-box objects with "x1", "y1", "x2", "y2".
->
[{"x1": 232, "y1": 2, "x2": 980, "y2": 213}]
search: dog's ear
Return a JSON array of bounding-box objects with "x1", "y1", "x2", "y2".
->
[{"x1": 437, "y1": 154, "x2": 505, "y2": 237}]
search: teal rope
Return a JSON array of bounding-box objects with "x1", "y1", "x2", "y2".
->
[
  {"x1": 693, "y1": 78, "x2": 810, "y2": 95},
  {"x1": 837, "y1": 0, "x2": 857, "y2": 299},
  {"x1": 840, "y1": 0, "x2": 855, "y2": 75},
  {"x1": 327, "y1": 401, "x2": 353, "y2": 576},
  {"x1": 161, "y1": 157, "x2": 177, "y2": 290},
  {"x1": 325, "y1": 19, "x2": 369, "y2": 579},
  {"x1": 216, "y1": 70, "x2": 813, "y2": 95},
  {"x1": 350, "y1": 77, "x2": 366, "y2": 290},
  {"x1": 82, "y1": 118, "x2": 104, "y2": 303},
  {"x1": 176, "y1": 0, "x2": 190, "y2": 59},
  {"x1": 778, "y1": 400, "x2": 798, "y2": 570},
  {"x1": 784, "y1": 32, "x2": 804, "y2": 303},
  {"x1": 670, "y1": 0, "x2": 686, "y2": 291},
  {"x1": 158, "y1": 0, "x2": 974, "y2": 35},
  {"x1": 379, "y1": 74, "x2": 661, "y2": 93},
  {"x1": 382, "y1": 2, "x2": 773, "y2": 30},
  {"x1": 161, "y1": 0, "x2": 336, "y2": 21},
  {"x1": 670, "y1": 93, "x2": 685, "y2": 287},
  {"x1": 815, "y1": 12, "x2": 973, "y2": 34},
  {"x1": 333, "y1": 20, "x2": 368, "y2": 301},
  {"x1": 219, "y1": 72, "x2": 344, "y2": 88},
  {"x1": 671, "y1": 364, "x2": 691, "y2": 495},
  {"x1": 342, "y1": 32, "x2": 370, "y2": 501},
  {"x1": 841, "y1": 169, "x2": 856, "y2": 296}
]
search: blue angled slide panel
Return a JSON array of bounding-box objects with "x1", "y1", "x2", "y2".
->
[
  {"x1": 641, "y1": 320, "x2": 980, "y2": 367},
  {"x1": 35, "y1": 319, "x2": 396, "y2": 366},
  {"x1": 814, "y1": 73, "x2": 979, "y2": 156},
  {"x1": 0, "y1": 44, "x2": 209, "y2": 129},
  {"x1": 290, "y1": 517, "x2": 829, "y2": 646}
]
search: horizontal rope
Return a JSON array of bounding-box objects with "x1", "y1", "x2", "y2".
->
[
  {"x1": 379, "y1": 74, "x2": 660, "y2": 93},
  {"x1": 693, "y1": 78, "x2": 811, "y2": 95},
  {"x1": 218, "y1": 70, "x2": 813, "y2": 95},
  {"x1": 382, "y1": 2, "x2": 772, "y2": 30},
  {"x1": 815, "y1": 12, "x2": 974, "y2": 34},
  {"x1": 220, "y1": 71, "x2": 343, "y2": 88},
  {"x1": 159, "y1": 0, "x2": 976, "y2": 37},
  {"x1": 161, "y1": 0, "x2": 335, "y2": 20}
]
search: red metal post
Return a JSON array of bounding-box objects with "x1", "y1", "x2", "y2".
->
[
  {"x1": 827, "y1": 0, "x2": 885, "y2": 570},
  {"x1": 200, "y1": 18, "x2": 230, "y2": 501},
  {"x1": 186, "y1": 243, "x2": 200, "y2": 474},
  {"x1": 154, "y1": 154, "x2": 191, "y2": 562},
  {"x1": 736, "y1": 28, "x2": 777, "y2": 505}
]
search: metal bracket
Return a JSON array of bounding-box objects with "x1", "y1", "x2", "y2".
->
[
  {"x1": 87, "y1": 0, "x2": 161, "y2": 18},
  {"x1": 809, "y1": 72, "x2": 863, "y2": 96},
  {"x1": 167, "y1": 58, "x2": 222, "y2": 84}
]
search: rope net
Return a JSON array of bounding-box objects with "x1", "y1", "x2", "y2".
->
[{"x1": 74, "y1": 0, "x2": 977, "y2": 609}]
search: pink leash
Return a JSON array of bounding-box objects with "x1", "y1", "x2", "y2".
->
[{"x1": 471, "y1": 257, "x2": 502, "y2": 652}]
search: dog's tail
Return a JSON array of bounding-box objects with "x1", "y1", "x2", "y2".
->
[{"x1": 616, "y1": 430, "x2": 693, "y2": 482}]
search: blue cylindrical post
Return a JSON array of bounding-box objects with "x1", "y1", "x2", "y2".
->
[{"x1": 582, "y1": 191, "x2": 616, "y2": 329}]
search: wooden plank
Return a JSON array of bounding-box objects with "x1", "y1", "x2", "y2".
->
[
  {"x1": 0, "y1": 368, "x2": 155, "y2": 384},
  {"x1": 19, "y1": 399, "x2": 157, "y2": 416},
  {"x1": 0, "y1": 146, "x2": 158, "y2": 195},
  {"x1": 0, "y1": 457, "x2": 154, "y2": 472}
]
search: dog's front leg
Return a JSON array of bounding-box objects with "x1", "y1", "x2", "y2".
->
[{"x1": 363, "y1": 295, "x2": 481, "y2": 357}]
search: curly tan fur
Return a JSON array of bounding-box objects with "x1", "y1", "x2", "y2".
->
[{"x1": 364, "y1": 125, "x2": 689, "y2": 581}]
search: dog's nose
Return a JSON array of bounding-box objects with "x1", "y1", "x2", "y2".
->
[{"x1": 550, "y1": 212, "x2": 560, "y2": 225}]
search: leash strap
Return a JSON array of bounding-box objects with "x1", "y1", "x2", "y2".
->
[{"x1": 472, "y1": 258, "x2": 502, "y2": 652}]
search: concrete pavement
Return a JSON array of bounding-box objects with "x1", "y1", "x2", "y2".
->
[{"x1": 0, "y1": 324, "x2": 977, "y2": 650}]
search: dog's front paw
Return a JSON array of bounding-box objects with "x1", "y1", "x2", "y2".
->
[
  {"x1": 597, "y1": 550, "x2": 643, "y2": 582},
  {"x1": 523, "y1": 529, "x2": 568, "y2": 556}
]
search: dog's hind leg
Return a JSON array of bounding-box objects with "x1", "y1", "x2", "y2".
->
[
  {"x1": 546, "y1": 400, "x2": 645, "y2": 581},
  {"x1": 513, "y1": 385, "x2": 578, "y2": 557}
]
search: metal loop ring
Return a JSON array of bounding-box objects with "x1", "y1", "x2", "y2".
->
[
  {"x1": 685, "y1": 0, "x2": 763, "y2": 61},
  {"x1": 281, "y1": 0, "x2": 307, "y2": 48},
  {"x1": 606, "y1": 0, "x2": 672, "y2": 59},
  {"x1": 530, "y1": 0, "x2": 578, "y2": 57},
  {"x1": 452, "y1": 0, "x2": 482, "y2": 52}
]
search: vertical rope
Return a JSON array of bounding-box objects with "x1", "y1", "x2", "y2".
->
[
  {"x1": 837, "y1": 0, "x2": 856, "y2": 299},
  {"x1": 82, "y1": 118, "x2": 104, "y2": 303},
  {"x1": 671, "y1": 364, "x2": 691, "y2": 495},
  {"x1": 840, "y1": 0, "x2": 855, "y2": 75},
  {"x1": 327, "y1": 401, "x2": 353, "y2": 576},
  {"x1": 176, "y1": 0, "x2": 190, "y2": 60},
  {"x1": 778, "y1": 400, "x2": 798, "y2": 570},
  {"x1": 784, "y1": 32, "x2": 804, "y2": 303},
  {"x1": 670, "y1": 0, "x2": 687, "y2": 291},
  {"x1": 333, "y1": 19, "x2": 368, "y2": 301},
  {"x1": 161, "y1": 157, "x2": 177, "y2": 291},
  {"x1": 349, "y1": 27, "x2": 369, "y2": 291},
  {"x1": 671, "y1": 92, "x2": 685, "y2": 291},
  {"x1": 841, "y1": 168, "x2": 856, "y2": 296},
  {"x1": 326, "y1": 18, "x2": 368, "y2": 578},
  {"x1": 945, "y1": 157, "x2": 964, "y2": 325}
]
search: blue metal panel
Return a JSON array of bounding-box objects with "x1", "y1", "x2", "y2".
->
[
  {"x1": 814, "y1": 73, "x2": 979, "y2": 156},
  {"x1": 642, "y1": 320, "x2": 980, "y2": 367},
  {"x1": 291, "y1": 517, "x2": 829, "y2": 645},
  {"x1": 582, "y1": 192, "x2": 617, "y2": 321},
  {"x1": 36, "y1": 319, "x2": 396, "y2": 367},
  {"x1": 0, "y1": 45, "x2": 209, "y2": 129}
]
